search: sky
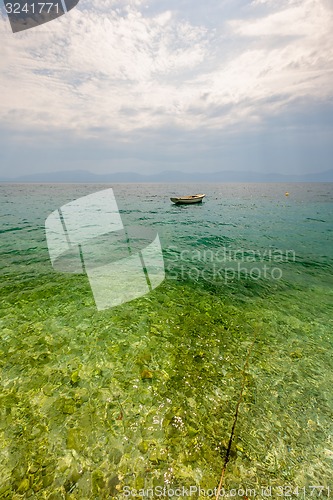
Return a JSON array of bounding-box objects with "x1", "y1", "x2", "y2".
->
[{"x1": 1, "y1": 0, "x2": 333, "y2": 177}]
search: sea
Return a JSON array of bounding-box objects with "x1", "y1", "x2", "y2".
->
[{"x1": 0, "y1": 182, "x2": 332, "y2": 498}]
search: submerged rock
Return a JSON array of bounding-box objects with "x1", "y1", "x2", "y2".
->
[
  {"x1": 66, "y1": 428, "x2": 81, "y2": 451},
  {"x1": 108, "y1": 475, "x2": 120, "y2": 496},
  {"x1": 141, "y1": 369, "x2": 153, "y2": 380},
  {"x1": 92, "y1": 469, "x2": 105, "y2": 495},
  {"x1": 138, "y1": 440, "x2": 149, "y2": 454},
  {"x1": 16, "y1": 478, "x2": 30, "y2": 493}
]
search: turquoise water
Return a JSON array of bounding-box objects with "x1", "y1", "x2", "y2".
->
[{"x1": 0, "y1": 183, "x2": 332, "y2": 498}]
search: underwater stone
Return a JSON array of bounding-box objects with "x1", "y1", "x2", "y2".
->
[
  {"x1": 11, "y1": 464, "x2": 26, "y2": 481},
  {"x1": 135, "y1": 476, "x2": 145, "y2": 490},
  {"x1": 138, "y1": 440, "x2": 149, "y2": 454},
  {"x1": 92, "y1": 469, "x2": 105, "y2": 494},
  {"x1": 29, "y1": 426, "x2": 42, "y2": 440},
  {"x1": 187, "y1": 426, "x2": 199, "y2": 437},
  {"x1": 136, "y1": 350, "x2": 152, "y2": 364},
  {"x1": 42, "y1": 472, "x2": 54, "y2": 488},
  {"x1": 157, "y1": 448, "x2": 168, "y2": 462},
  {"x1": 41, "y1": 463, "x2": 54, "y2": 476},
  {"x1": 141, "y1": 369, "x2": 153, "y2": 380},
  {"x1": 0, "y1": 483, "x2": 11, "y2": 497},
  {"x1": 110, "y1": 448, "x2": 123, "y2": 464},
  {"x1": 64, "y1": 468, "x2": 82, "y2": 493},
  {"x1": 108, "y1": 475, "x2": 120, "y2": 496},
  {"x1": 16, "y1": 478, "x2": 30, "y2": 493},
  {"x1": 70, "y1": 370, "x2": 80, "y2": 386},
  {"x1": 66, "y1": 468, "x2": 82, "y2": 485},
  {"x1": 153, "y1": 475, "x2": 164, "y2": 488},
  {"x1": 77, "y1": 473, "x2": 92, "y2": 497},
  {"x1": 60, "y1": 398, "x2": 76, "y2": 415},
  {"x1": 290, "y1": 350, "x2": 303, "y2": 359},
  {"x1": 184, "y1": 450, "x2": 197, "y2": 463},
  {"x1": 148, "y1": 450, "x2": 159, "y2": 464},
  {"x1": 66, "y1": 428, "x2": 81, "y2": 451},
  {"x1": 48, "y1": 492, "x2": 64, "y2": 500},
  {"x1": 28, "y1": 464, "x2": 39, "y2": 474},
  {"x1": 32, "y1": 479, "x2": 43, "y2": 492},
  {"x1": 42, "y1": 384, "x2": 54, "y2": 396}
]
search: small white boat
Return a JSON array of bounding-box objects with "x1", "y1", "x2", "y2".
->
[{"x1": 170, "y1": 194, "x2": 206, "y2": 205}]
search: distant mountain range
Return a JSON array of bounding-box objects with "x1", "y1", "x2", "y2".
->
[{"x1": 1, "y1": 169, "x2": 333, "y2": 183}]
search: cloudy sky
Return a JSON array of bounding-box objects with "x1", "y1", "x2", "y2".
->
[{"x1": 1, "y1": 0, "x2": 333, "y2": 177}]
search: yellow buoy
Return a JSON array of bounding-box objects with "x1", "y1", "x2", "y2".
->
[{"x1": 285, "y1": 192, "x2": 289, "y2": 196}]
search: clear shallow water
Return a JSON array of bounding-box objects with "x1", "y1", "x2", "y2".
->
[{"x1": 0, "y1": 183, "x2": 332, "y2": 498}]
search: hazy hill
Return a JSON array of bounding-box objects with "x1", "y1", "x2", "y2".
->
[{"x1": 1, "y1": 169, "x2": 333, "y2": 183}]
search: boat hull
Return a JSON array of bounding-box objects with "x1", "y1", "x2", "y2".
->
[{"x1": 170, "y1": 194, "x2": 205, "y2": 205}]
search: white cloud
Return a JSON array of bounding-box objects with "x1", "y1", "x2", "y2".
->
[{"x1": 0, "y1": 0, "x2": 332, "y2": 140}]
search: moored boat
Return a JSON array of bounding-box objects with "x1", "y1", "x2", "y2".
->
[{"x1": 170, "y1": 194, "x2": 206, "y2": 205}]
